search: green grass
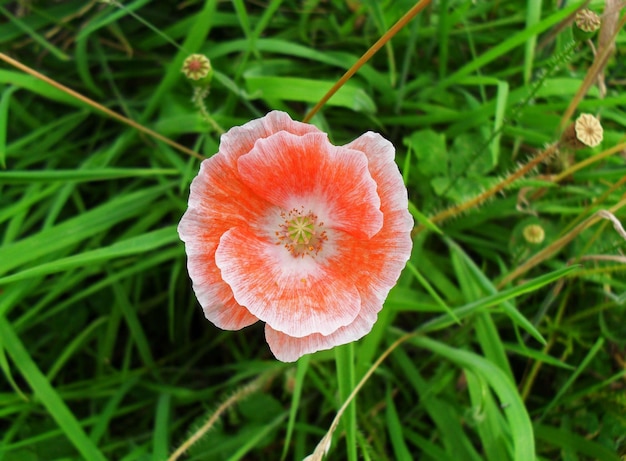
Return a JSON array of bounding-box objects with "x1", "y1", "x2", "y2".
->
[{"x1": 1, "y1": 1, "x2": 626, "y2": 460}]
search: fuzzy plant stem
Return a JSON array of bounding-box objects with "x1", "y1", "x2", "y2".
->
[
  {"x1": 415, "y1": 142, "x2": 561, "y2": 234},
  {"x1": 192, "y1": 87, "x2": 225, "y2": 134},
  {"x1": 498, "y1": 201, "x2": 626, "y2": 288},
  {"x1": 167, "y1": 372, "x2": 274, "y2": 461}
]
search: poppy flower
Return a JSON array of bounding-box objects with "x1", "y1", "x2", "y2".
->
[{"x1": 178, "y1": 111, "x2": 413, "y2": 362}]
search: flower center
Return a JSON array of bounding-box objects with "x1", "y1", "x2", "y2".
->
[{"x1": 276, "y1": 207, "x2": 327, "y2": 258}]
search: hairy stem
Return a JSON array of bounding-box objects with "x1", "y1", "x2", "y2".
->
[{"x1": 415, "y1": 142, "x2": 560, "y2": 233}]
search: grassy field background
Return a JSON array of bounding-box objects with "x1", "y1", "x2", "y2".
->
[{"x1": 1, "y1": 1, "x2": 626, "y2": 460}]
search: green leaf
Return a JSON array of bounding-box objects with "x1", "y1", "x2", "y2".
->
[
  {"x1": 0, "y1": 317, "x2": 107, "y2": 461},
  {"x1": 0, "y1": 184, "x2": 172, "y2": 276},
  {"x1": 410, "y1": 336, "x2": 535, "y2": 461},
  {"x1": 403, "y1": 130, "x2": 448, "y2": 176},
  {"x1": 449, "y1": 132, "x2": 494, "y2": 176},
  {"x1": 245, "y1": 76, "x2": 376, "y2": 113},
  {"x1": 0, "y1": 226, "x2": 178, "y2": 284}
]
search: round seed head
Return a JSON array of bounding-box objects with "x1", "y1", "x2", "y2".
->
[
  {"x1": 574, "y1": 113, "x2": 603, "y2": 147},
  {"x1": 575, "y1": 9, "x2": 601, "y2": 33},
  {"x1": 182, "y1": 54, "x2": 213, "y2": 82}
]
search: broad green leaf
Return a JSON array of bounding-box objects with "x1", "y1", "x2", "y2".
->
[
  {"x1": 0, "y1": 318, "x2": 107, "y2": 461},
  {"x1": 0, "y1": 184, "x2": 172, "y2": 276},
  {"x1": 245, "y1": 76, "x2": 376, "y2": 114},
  {"x1": 404, "y1": 130, "x2": 448, "y2": 177}
]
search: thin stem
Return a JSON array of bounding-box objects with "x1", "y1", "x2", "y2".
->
[
  {"x1": 302, "y1": 0, "x2": 431, "y2": 123},
  {"x1": 305, "y1": 332, "x2": 415, "y2": 460},
  {"x1": 497, "y1": 198, "x2": 626, "y2": 288},
  {"x1": 552, "y1": 140, "x2": 626, "y2": 183},
  {"x1": 559, "y1": 13, "x2": 626, "y2": 130},
  {"x1": 0, "y1": 52, "x2": 204, "y2": 160},
  {"x1": 192, "y1": 87, "x2": 225, "y2": 135},
  {"x1": 415, "y1": 142, "x2": 560, "y2": 233},
  {"x1": 107, "y1": 0, "x2": 187, "y2": 53},
  {"x1": 335, "y1": 343, "x2": 356, "y2": 461},
  {"x1": 520, "y1": 292, "x2": 570, "y2": 401},
  {"x1": 167, "y1": 371, "x2": 275, "y2": 461}
]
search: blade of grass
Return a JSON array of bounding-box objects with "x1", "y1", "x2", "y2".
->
[
  {"x1": 152, "y1": 393, "x2": 172, "y2": 461},
  {"x1": 0, "y1": 85, "x2": 19, "y2": 169},
  {"x1": 523, "y1": 0, "x2": 542, "y2": 83},
  {"x1": 447, "y1": 238, "x2": 547, "y2": 345},
  {"x1": 281, "y1": 354, "x2": 310, "y2": 461},
  {"x1": 538, "y1": 337, "x2": 605, "y2": 421},
  {"x1": 465, "y1": 370, "x2": 510, "y2": 461},
  {"x1": 89, "y1": 376, "x2": 140, "y2": 445},
  {"x1": 534, "y1": 424, "x2": 620, "y2": 461},
  {"x1": 417, "y1": 266, "x2": 578, "y2": 334},
  {"x1": 111, "y1": 279, "x2": 159, "y2": 378},
  {"x1": 385, "y1": 385, "x2": 413, "y2": 459},
  {"x1": 405, "y1": 261, "x2": 459, "y2": 323},
  {"x1": 0, "y1": 168, "x2": 177, "y2": 183},
  {"x1": 424, "y1": 1, "x2": 581, "y2": 96},
  {"x1": 0, "y1": 339, "x2": 28, "y2": 401},
  {"x1": 450, "y1": 244, "x2": 515, "y2": 381},
  {"x1": 409, "y1": 335, "x2": 535, "y2": 461},
  {"x1": 227, "y1": 411, "x2": 289, "y2": 460},
  {"x1": 0, "y1": 184, "x2": 172, "y2": 276},
  {"x1": 0, "y1": 317, "x2": 107, "y2": 461},
  {"x1": 335, "y1": 342, "x2": 357, "y2": 461},
  {"x1": 0, "y1": 6, "x2": 69, "y2": 61},
  {"x1": 46, "y1": 317, "x2": 108, "y2": 381},
  {"x1": 0, "y1": 226, "x2": 178, "y2": 284},
  {"x1": 392, "y1": 347, "x2": 483, "y2": 460}
]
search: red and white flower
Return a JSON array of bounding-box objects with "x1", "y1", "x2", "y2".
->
[{"x1": 178, "y1": 111, "x2": 413, "y2": 362}]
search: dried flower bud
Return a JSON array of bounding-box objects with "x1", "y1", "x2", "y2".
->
[
  {"x1": 575, "y1": 9, "x2": 601, "y2": 33},
  {"x1": 182, "y1": 54, "x2": 213, "y2": 83},
  {"x1": 575, "y1": 113, "x2": 603, "y2": 147},
  {"x1": 522, "y1": 224, "x2": 545, "y2": 244},
  {"x1": 560, "y1": 113, "x2": 603, "y2": 149}
]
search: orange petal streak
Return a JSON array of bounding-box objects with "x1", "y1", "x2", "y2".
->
[
  {"x1": 341, "y1": 132, "x2": 414, "y2": 299},
  {"x1": 262, "y1": 132, "x2": 413, "y2": 360},
  {"x1": 179, "y1": 212, "x2": 258, "y2": 329},
  {"x1": 178, "y1": 153, "x2": 271, "y2": 329},
  {"x1": 237, "y1": 131, "x2": 383, "y2": 240},
  {"x1": 215, "y1": 225, "x2": 362, "y2": 338}
]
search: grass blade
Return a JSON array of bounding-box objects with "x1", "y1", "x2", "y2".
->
[{"x1": 0, "y1": 317, "x2": 107, "y2": 461}]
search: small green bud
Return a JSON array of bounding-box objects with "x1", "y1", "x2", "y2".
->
[
  {"x1": 523, "y1": 224, "x2": 545, "y2": 244},
  {"x1": 182, "y1": 54, "x2": 213, "y2": 86},
  {"x1": 573, "y1": 9, "x2": 601, "y2": 41}
]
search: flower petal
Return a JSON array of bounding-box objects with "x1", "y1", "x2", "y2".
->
[
  {"x1": 215, "y1": 225, "x2": 362, "y2": 338},
  {"x1": 178, "y1": 153, "x2": 267, "y2": 330},
  {"x1": 178, "y1": 210, "x2": 258, "y2": 330},
  {"x1": 220, "y1": 110, "x2": 321, "y2": 163},
  {"x1": 265, "y1": 133, "x2": 414, "y2": 361},
  {"x1": 341, "y1": 132, "x2": 413, "y2": 304},
  {"x1": 265, "y1": 297, "x2": 378, "y2": 362},
  {"x1": 345, "y1": 132, "x2": 410, "y2": 213},
  {"x1": 237, "y1": 131, "x2": 383, "y2": 240}
]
